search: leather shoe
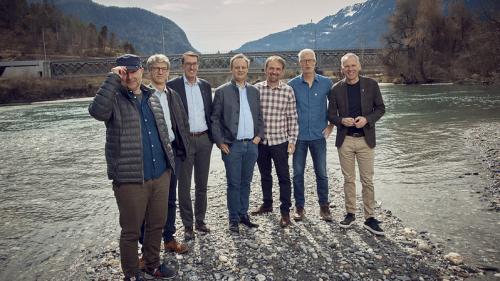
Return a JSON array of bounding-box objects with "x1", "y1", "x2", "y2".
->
[
  {"x1": 293, "y1": 207, "x2": 305, "y2": 221},
  {"x1": 319, "y1": 204, "x2": 333, "y2": 222},
  {"x1": 250, "y1": 205, "x2": 273, "y2": 215},
  {"x1": 164, "y1": 239, "x2": 188, "y2": 254},
  {"x1": 184, "y1": 226, "x2": 194, "y2": 240},
  {"x1": 229, "y1": 222, "x2": 239, "y2": 233},
  {"x1": 279, "y1": 213, "x2": 291, "y2": 227},
  {"x1": 240, "y1": 215, "x2": 259, "y2": 228},
  {"x1": 195, "y1": 222, "x2": 211, "y2": 233}
]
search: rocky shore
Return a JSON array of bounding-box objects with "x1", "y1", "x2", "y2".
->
[
  {"x1": 465, "y1": 124, "x2": 500, "y2": 212},
  {"x1": 86, "y1": 164, "x2": 498, "y2": 281}
]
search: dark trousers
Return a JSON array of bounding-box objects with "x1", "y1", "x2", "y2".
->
[
  {"x1": 178, "y1": 133, "x2": 213, "y2": 227},
  {"x1": 113, "y1": 170, "x2": 171, "y2": 278},
  {"x1": 140, "y1": 157, "x2": 181, "y2": 246},
  {"x1": 257, "y1": 141, "x2": 292, "y2": 214}
]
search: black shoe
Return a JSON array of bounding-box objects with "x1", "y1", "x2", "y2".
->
[
  {"x1": 229, "y1": 222, "x2": 239, "y2": 233},
  {"x1": 364, "y1": 217, "x2": 385, "y2": 236},
  {"x1": 184, "y1": 226, "x2": 194, "y2": 240},
  {"x1": 339, "y1": 213, "x2": 356, "y2": 228},
  {"x1": 240, "y1": 215, "x2": 259, "y2": 228}
]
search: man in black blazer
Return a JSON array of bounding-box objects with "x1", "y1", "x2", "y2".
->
[
  {"x1": 167, "y1": 51, "x2": 213, "y2": 240},
  {"x1": 211, "y1": 53, "x2": 264, "y2": 233},
  {"x1": 328, "y1": 53, "x2": 386, "y2": 235}
]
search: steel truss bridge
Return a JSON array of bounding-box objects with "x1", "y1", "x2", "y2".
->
[{"x1": 48, "y1": 49, "x2": 382, "y2": 78}]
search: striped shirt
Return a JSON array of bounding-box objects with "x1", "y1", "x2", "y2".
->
[{"x1": 255, "y1": 80, "x2": 299, "y2": 146}]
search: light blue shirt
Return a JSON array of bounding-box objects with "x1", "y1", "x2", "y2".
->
[
  {"x1": 153, "y1": 86, "x2": 175, "y2": 142},
  {"x1": 288, "y1": 74, "x2": 333, "y2": 141},
  {"x1": 183, "y1": 75, "x2": 208, "y2": 133},
  {"x1": 236, "y1": 84, "x2": 254, "y2": 140}
]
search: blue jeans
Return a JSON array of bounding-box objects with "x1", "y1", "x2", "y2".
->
[
  {"x1": 292, "y1": 138, "x2": 329, "y2": 208},
  {"x1": 222, "y1": 140, "x2": 258, "y2": 223}
]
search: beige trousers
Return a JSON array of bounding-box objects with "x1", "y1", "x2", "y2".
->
[{"x1": 338, "y1": 136, "x2": 375, "y2": 219}]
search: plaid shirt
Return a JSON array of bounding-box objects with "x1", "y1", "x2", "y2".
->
[{"x1": 255, "y1": 80, "x2": 299, "y2": 146}]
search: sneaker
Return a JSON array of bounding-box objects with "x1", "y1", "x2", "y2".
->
[
  {"x1": 164, "y1": 239, "x2": 188, "y2": 254},
  {"x1": 339, "y1": 213, "x2": 356, "y2": 228},
  {"x1": 363, "y1": 217, "x2": 385, "y2": 236},
  {"x1": 184, "y1": 226, "x2": 194, "y2": 241},
  {"x1": 319, "y1": 205, "x2": 333, "y2": 222},
  {"x1": 293, "y1": 207, "x2": 305, "y2": 221},
  {"x1": 144, "y1": 263, "x2": 177, "y2": 280}
]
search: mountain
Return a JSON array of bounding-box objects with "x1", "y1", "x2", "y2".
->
[
  {"x1": 237, "y1": 0, "x2": 395, "y2": 52},
  {"x1": 236, "y1": 0, "x2": 493, "y2": 52},
  {"x1": 33, "y1": 0, "x2": 196, "y2": 55}
]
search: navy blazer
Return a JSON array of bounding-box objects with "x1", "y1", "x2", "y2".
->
[
  {"x1": 211, "y1": 80, "x2": 264, "y2": 145},
  {"x1": 167, "y1": 76, "x2": 214, "y2": 142},
  {"x1": 328, "y1": 76, "x2": 385, "y2": 148}
]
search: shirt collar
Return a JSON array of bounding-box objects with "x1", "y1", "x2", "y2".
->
[
  {"x1": 262, "y1": 80, "x2": 284, "y2": 90},
  {"x1": 183, "y1": 74, "x2": 199, "y2": 86},
  {"x1": 300, "y1": 73, "x2": 319, "y2": 83},
  {"x1": 231, "y1": 79, "x2": 247, "y2": 89}
]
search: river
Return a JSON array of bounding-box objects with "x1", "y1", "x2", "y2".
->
[{"x1": 0, "y1": 85, "x2": 498, "y2": 280}]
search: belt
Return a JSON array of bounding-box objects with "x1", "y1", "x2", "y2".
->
[
  {"x1": 346, "y1": 132, "x2": 365, "y2": 137},
  {"x1": 190, "y1": 130, "x2": 207, "y2": 137},
  {"x1": 236, "y1": 138, "x2": 253, "y2": 142}
]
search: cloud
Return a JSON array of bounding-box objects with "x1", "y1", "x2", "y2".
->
[
  {"x1": 154, "y1": 2, "x2": 193, "y2": 12},
  {"x1": 222, "y1": 0, "x2": 247, "y2": 5}
]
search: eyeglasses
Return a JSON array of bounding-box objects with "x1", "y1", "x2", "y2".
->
[
  {"x1": 300, "y1": 59, "x2": 316, "y2": 64},
  {"x1": 151, "y1": 67, "x2": 169, "y2": 72},
  {"x1": 184, "y1": 62, "x2": 198, "y2": 67}
]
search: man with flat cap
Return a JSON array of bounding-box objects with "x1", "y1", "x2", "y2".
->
[{"x1": 89, "y1": 54, "x2": 177, "y2": 280}]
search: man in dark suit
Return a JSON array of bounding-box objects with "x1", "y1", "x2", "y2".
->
[
  {"x1": 328, "y1": 53, "x2": 386, "y2": 235},
  {"x1": 211, "y1": 53, "x2": 264, "y2": 233},
  {"x1": 167, "y1": 51, "x2": 213, "y2": 240}
]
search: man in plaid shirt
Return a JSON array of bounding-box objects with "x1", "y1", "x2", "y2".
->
[{"x1": 251, "y1": 56, "x2": 298, "y2": 227}]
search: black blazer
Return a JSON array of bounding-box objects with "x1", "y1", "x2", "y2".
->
[
  {"x1": 167, "y1": 76, "x2": 214, "y2": 142},
  {"x1": 211, "y1": 80, "x2": 264, "y2": 145},
  {"x1": 328, "y1": 76, "x2": 385, "y2": 148}
]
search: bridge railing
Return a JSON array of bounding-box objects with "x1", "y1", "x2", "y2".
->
[{"x1": 46, "y1": 49, "x2": 382, "y2": 78}]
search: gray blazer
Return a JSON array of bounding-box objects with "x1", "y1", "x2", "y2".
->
[
  {"x1": 211, "y1": 80, "x2": 264, "y2": 144},
  {"x1": 328, "y1": 76, "x2": 385, "y2": 148}
]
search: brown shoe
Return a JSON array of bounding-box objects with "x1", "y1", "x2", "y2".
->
[
  {"x1": 195, "y1": 222, "x2": 211, "y2": 233},
  {"x1": 319, "y1": 205, "x2": 333, "y2": 222},
  {"x1": 138, "y1": 256, "x2": 145, "y2": 270},
  {"x1": 164, "y1": 239, "x2": 188, "y2": 254},
  {"x1": 250, "y1": 205, "x2": 273, "y2": 215},
  {"x1": 293, "y1": 207, "x2": 305, "y2": 221},
  {"x1": 184, "y1": 226, "x2": 194, "y2": 240},
  {"x1": 280, "y1": 213, "x2": 291, "y2": 227}
]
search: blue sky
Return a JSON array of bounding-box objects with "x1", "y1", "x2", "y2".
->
[{"x1": 94, "y1": 0, "x2": 365, "y2": 53}]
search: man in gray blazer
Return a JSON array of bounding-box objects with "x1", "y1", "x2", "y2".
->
[
  {"x1": 167, "y1": 51, "x2": 213, "y2": 240},
  {"x1": 211, "y1": 53, "x2": 264, "y2": 233},
  {"x1": 328, "y1": 53, "x2": 386, "y2": 235}
]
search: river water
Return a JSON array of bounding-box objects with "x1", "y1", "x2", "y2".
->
[{"x1": 0, "y1": 85, "x2": 498, "y2": 280}]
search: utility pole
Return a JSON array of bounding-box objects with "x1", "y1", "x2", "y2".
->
[
  {"x1": 161, "y1": 22, "x2": 166, "y2": 54},
  {"x1": 42, "y1": 29, "x2": 47, "y2": 61}
]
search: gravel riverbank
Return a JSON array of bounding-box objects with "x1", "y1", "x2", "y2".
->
[
  {"x1": 86, "y1": 163, "x2": 497, "y2": 280},
  {"x1": 465, "y1": 124, "x2": 500, "y2": 212}
]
